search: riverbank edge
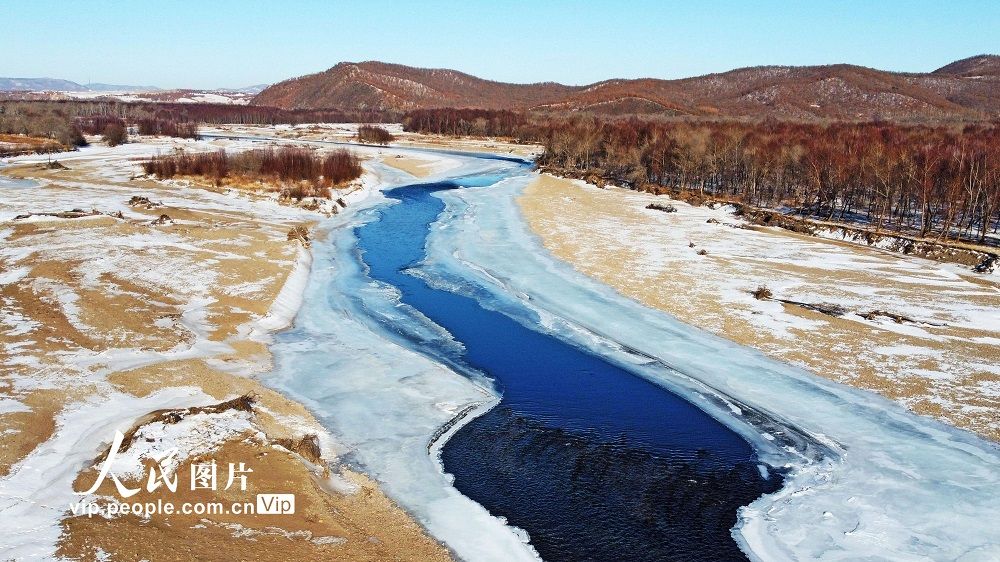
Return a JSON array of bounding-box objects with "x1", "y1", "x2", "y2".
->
[{"x1": 538, "y1": 165, "x2": 999, "y2": 274}]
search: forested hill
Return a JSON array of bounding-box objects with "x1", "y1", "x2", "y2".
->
[{"x1": 253, "y1": 56, "x2": 1000, "y2": 120}]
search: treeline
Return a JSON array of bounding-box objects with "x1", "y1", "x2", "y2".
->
[
  {"x1": 75, "y1": 115, "x2": 124, "y2": 135},
  {"x1": 402, "y1": 108, "x2": 528, "y2": 138},
  {"x1": 0, "y1": 102, "x2": 87, "y2": 148},
  {"x1": 402, "y1": 108, "x2": 1000, "y2": 244},
  {"x1": 537, "y1": 118, "x2": 1000, "y2": 243},
  {"x1": 142, "y1": 147, "x2": 362, "y2": 197},
  {"x1": 0, "y1": 100, "x2": 396, "y2": 126},
  {"x1": 76, "y1": 114, "x2": 212, "y2": 142}
]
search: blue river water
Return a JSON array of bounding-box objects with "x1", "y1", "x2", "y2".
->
[{"x1": 353, "y1": 166, "x2": 783, "y2": 561}]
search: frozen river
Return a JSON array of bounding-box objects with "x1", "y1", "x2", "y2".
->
[{"x1": 265, "y1": 147, "x2": 1000, "y2": 561}]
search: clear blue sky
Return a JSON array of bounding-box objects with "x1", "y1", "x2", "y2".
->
[{"x1": 2, "y1": 0, "x2": 997, "y2": 88}]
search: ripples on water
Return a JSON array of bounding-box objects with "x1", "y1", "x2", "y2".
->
[{"x1": 444, "y1": 408, "x2": 781, "y2": 561}]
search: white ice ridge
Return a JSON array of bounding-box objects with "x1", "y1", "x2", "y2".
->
[
  {"x1": 418, "y1": 174, "x2": 1000, "y2": 561},
  {"x1": 245, "y1": 245, "x2": 312, "y2": 341},
  {"x1": 263, "y1": 153, "x2": 542, "y2": 562}
]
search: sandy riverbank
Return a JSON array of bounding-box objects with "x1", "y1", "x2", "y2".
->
[
  {"x1": 378, "y1": 153, "x2": 464, "y2": 179},
  {"x1": 0, "y1": 137, "x2": 451, "y2": 561},
  {"x1": 519, "y1": 174, "x2": 1000, "y2": 441}
]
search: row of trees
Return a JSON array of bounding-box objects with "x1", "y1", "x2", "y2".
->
[
  {"x1": 0, "y1": 99, "x2": 396, "y2": 127},
  {"x1": 537, "y1": 118, "x2": 1000, "y2": 243},
  {"x1": 77, "y1": 115, "x2": 198, "y2": 141},
  {"x1": 141, "y1": 147, "x2": 362, "y2": 196},
  {"x1": 403, "y1": 109, "x2": 1000, "y2": 244},
  {"x1": 0, "y1": 103, "x2": 198, "y2": 152},
  {"x1": 402, "y1": 108, "x2": 527, "y2": 138},
  {"x1": 77, "y1": 115, "x2": 196, "y2": 143},
  {"x1": 7, "y1": 99, "x2": 996, "y2": 244}
]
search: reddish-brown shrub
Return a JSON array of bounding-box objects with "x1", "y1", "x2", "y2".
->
[
  {"x1": 357, "y1": 124, "x2": 395, "y2": 145},
  {"x1": 77, "y1": 116, "x2": 125, "y2": 135},
  {"x1": 142, "y1": 147, "x2": 362, "y2": 195},
  {"x1": 102, "y1": 123, "x2": 128, "y2": 146},
  {"x1": 136, "y1": 118, "x2": 200, "y2": 139}
]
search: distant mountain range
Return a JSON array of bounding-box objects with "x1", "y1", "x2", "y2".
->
[
  {"x1": 251, "y1": 55, "x2": 1000, "y2": 120},
  {"x1": 84, "y1": 83, "x2": 162, "y2": 92},
  {"x1": 0, "y1": 78, "x2": 269, "y2": 95},
  {"x1": 216, "y1": 84, "x2": 270, "y2": 94},
  {"x1": 0, "y1": 78, "x2": 159, "y2": 92}
]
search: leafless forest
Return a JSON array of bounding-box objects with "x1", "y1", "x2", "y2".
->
[{"x1": 404, "y1": 109, "x2": 1000, "y2": 244}]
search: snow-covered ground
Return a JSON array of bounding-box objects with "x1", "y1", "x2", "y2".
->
[
  {"x1": 0, "y1": 387, "x2": 221, "y2": 559},
  {"x1": 60, "y1": 89, "x2": 254, "y2": 105},
  {"x1": 0, "y1": 131, "x2": 435, "y2": 560},
  {"x1": 207, "y1": 122, "x2": 543, "y2": 159},
  {"x1": 0, "y1": 137, "x2": 311, "y2": 554}
]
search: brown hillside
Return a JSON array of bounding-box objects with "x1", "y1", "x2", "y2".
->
[
  {"x1": 253, "y1": 61, "x2": 581, "y2": 111},
  {"x1": 932, "y1": 54, "x2": 1000, "y2": 77},
  {"x1": 252, "y1": 58, "x2": 1000, "y2": 120}
]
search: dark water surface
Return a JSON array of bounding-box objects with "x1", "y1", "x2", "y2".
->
[{"x1": 353, "y1": 172, "x2": 782, "y2": 561}]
